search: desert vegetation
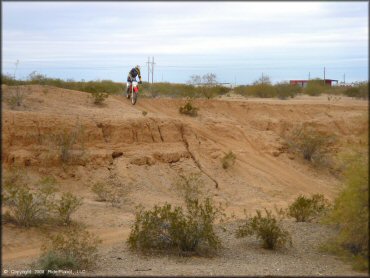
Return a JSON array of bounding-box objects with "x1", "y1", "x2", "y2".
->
[
  {"x1": 283, "y1": 125, "x2": 336, "y2": 166},
  {"x1": 287, "y1": 194, "x2": 330, "y2": 222},
  {"x1": 236, "y1": 208, "x2": 292, "y2": 250},
  {"x1": 2, "y1": 73, "x2": 368, "y2": 100},
  {"x1": 38, "y1": 226, "x2": 101, "y2": 270},
  {"x1": 179, "y1": 99, "x2": 198, "y2": 116},
  {"x1": 127, "y1": 174, "x2": 224, "y2": 256},
  {"x1": 91, "y1": 91, "x2": 109, "y2": 105},
  {"x1": 2, "y1": 169, "x2": 82, "y2": 227},
  {"x1": 221, "y1": 151, "x2": 236, "y2": 169},
  {"x1": 322, "y1": 150, "x2": 368, "y2": 271}
]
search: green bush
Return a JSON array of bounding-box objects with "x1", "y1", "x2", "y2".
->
[
  {"x1": 128, "y1": 173, "x2": 223, "y2": 256},
  {"x1": 343, "y1": 84, "x2": 368, "y2": 99},
  {"x1": 323, "y1": 151, "x2": 368, "y2": 271},
  {"x1": 3, "y1": 184, "x2": 56, "y2": 227},
  {"x1": 221, "y1": 151, "x2": 236, "y2": 169},
  {"x1": 236, "y1": 209, "x2": 292, "y2": 250},
  {"x1": 55, "y1": 192, "x2": 83, "y2": 225},
  {"x1": 39, "y1": 226, "x2": 101, "y2": 270},
  {"x1": 127, "y1": 197, "x2": 222, "y2": 255},
  {"x1": 275, "y1": 82, "x2": 301, "y2": 99},
  {"x1": 304, "y1": 79, "x2": 327, "y2": 96},
  {"x1": 288, "y1": 194, "x2": 330, "y2": 222},
  {"x1": 179, "y1": 100, "x2": 198, "y2": 117},
  {"x1": 2, "y1": 173, "x2": 58, "y2": 227},
  {"x1": 91, "y1": 91, "x2": 109, "y2": 105}
]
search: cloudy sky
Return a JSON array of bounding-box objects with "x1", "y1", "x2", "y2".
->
[{"x1": 2, "y1": 1, "x2": 368, "y2": 84}]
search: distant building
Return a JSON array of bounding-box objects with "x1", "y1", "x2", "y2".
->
[{"x1": 290, "y1": 79, "x2": 338, "y2": 88}]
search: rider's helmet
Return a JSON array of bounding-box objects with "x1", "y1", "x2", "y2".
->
[{"x1": 135, "y1": 65, "x2": 141, "y2": 71}]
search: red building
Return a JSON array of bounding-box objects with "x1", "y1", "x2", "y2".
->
[{"x1": 290, "y1": 79, "x2": 338, "y2": 87}]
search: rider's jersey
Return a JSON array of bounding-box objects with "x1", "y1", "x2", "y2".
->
[{"x1": 127, "y1": 67, "x2": 142, "y2": 82}]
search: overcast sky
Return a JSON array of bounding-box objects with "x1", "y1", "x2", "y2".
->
[{"x1": 2, "y1": 1, "x2": 368, "y2": 84}]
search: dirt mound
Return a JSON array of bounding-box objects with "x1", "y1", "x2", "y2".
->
[{"x1": 1, "y1": 85, "x2": 368, "y2": 269}]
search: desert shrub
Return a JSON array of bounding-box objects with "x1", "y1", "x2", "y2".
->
[
  {"x1": 2, "y1": 167, "x2": 28, "y2": 205},
  {"x1": 142, "y1": 110, "x2": 148, "y2": 116},
  {"x1": 284, "y1": 125, "x2": 336, "y2": 164},
  {"x1": 91, "y1": 182, "x2": 111, "y2": 202},
  {"x1": 179, "y1": 100, "x2": 198, "y2": 117},
  {"x1": 39, "y1": 226, "x2": 101, "y2": 270},
  {"x1": 55, "y1": 192, "x2": 83, "y2": 225},
  {"x1": 175, "y1": 173, "x2": 205, "y2": 201},
  {"x1": 221, "y1": 151, "x2": 236, "y2": 169},
  {"x1": 236, "y1": 209, "x2": 292, "y2": 250},
  {"x1": 288, "y1": 194, "x2": 330, "y2": 222},
  {"x1": 38, "y1": 251, "x2": 78, "y2": 271},
  {"x1": 323, "y1": 151, "x2": 368, "y2": 271},
  {"x1": 304, "y1": 79, "x2": 327, "y2": 96},
  {"x1": 2, "y1": 174, "x2": 58, "y2": 227},
  {"x1": 4, "y1": 186, "x2": 52, "y2": 227},
  {"x1": 275, "y1": 82, "x2": 301, "y2": 99},
  {"x1": 127, "y1": 197, "x2": 222, "y2": 255},
  {"x1": 91, "y1": 91, "x2": 109, "y2": 105},
  {"x1": 343, "y1": 84, "x2": 368, "y2": 99},
  {"x1": 128, "y1": 173, "x2": 223, "y2": 255},
  {"x1": 252, "y1": 84, "x2": 277, "y2": 98},
  {"x1": 90, "y1": 175, "x2": 131, "y2": 208}
]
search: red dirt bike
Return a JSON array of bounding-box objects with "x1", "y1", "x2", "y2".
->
[{"x1": 127, "y1": 81, "x2": 140, "y2": 105}]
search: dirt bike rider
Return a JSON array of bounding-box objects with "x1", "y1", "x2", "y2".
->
[{"x1": 126, "y1": 65, "x2": 142, "y2": 98}]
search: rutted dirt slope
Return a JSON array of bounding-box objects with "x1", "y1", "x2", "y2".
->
[{"x1": 1, "y1": 85, "x2": 368, "y2": 274}]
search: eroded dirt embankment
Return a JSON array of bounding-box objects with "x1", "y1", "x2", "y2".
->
[{"x1": 1, "y1": 85, "x2": 368, "y2": 270}]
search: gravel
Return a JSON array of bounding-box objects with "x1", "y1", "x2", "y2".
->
[{"x1": 92, "y1": 219, "x2": 365, "y2": 276}]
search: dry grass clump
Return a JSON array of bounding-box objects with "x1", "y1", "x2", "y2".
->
[
  {"x1": 221, "y1": 151, "x2": 236, "y2": 169},
  {"x1": 52, "y1": 124, "x2": 86, "y2": 164},
  {"x1": 284, "y1": 125, "x2": 336, "y2": 166},
  {"x1": 90, "y1": 174, "x2": 131, "y2": 208},
  {"x1": 91, "y1": 91, "x2": 109, "y2": 105},
  {"x1": 179, "y1": 99, "x2": 198, "y2": 117},
  {"x1": 5, "y1": 86, "x2": 25, "y2": 109}
]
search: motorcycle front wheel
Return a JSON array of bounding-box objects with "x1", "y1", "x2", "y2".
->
[{"x1": 131, "y1": 91, "x2": 137, "y2": 105}]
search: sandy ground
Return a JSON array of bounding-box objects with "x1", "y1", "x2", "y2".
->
[{"x1": 1, "y1": 84, "x2": 368, "y2": 276}]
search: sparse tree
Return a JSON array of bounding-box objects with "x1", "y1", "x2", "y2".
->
[{"x1": 253, "y1": 75, "x2": 272, "y2": 85}]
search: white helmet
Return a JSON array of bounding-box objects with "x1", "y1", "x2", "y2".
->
[{"x1": 135, "y1": 65, "x2": 141, "y2": 70}]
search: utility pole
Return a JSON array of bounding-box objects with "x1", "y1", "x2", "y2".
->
[
  {"x1": 261, "y1": 72, "x2": 264, "y2": 84},
  {"x1": 308, "y1": 72, "x2": 310, "y2": 80},
  {"x1": 151, "y1": 56, "x2": 155, "y2": 84},
  {"x1": 343, "y1": 73, "x2": 346, "y2": 84},
  {"x1": 323, "y1": 67, "x2": 326, "y2": 84},
  {"x1": 14, "y1": 60, "x2": 19, "y2": 79},
  {"x1": 146, "y1": 57, "x2": 150, "y2": 83}
]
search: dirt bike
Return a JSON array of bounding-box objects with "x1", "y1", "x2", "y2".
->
[{"x1": 127, "y1": 81, "x2": 140, "y2": 105}]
